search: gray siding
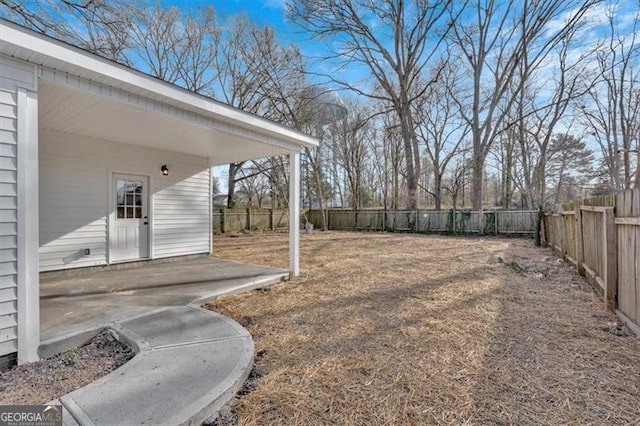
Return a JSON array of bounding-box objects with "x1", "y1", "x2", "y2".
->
[
  {"x1": 39, "y1": 130, "x2": 210, "y2": 271},
  {"x1": 0, "y1": 56, "x2": 34, "y2": 357}
]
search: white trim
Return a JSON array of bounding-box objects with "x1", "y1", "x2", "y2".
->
[
  {"x1": 16, "y1": 87, "x2": 39, "y2": 364},
  {"x1": 208, "y1": 168, "x2": 213, "y2": 255},
  {"x1": 108, "y1": 172, "x2": 151, "y2": 263},
  {"x1": 148, "y1": 175, "x2": 155, "y2": 260},
  {"x1": 289, "y1": 151, "x2": 301, "y2": 278},
  {"x1": 0, "y1": 55, "x2": 36, "y2": 90},
  {"x1": 106, "y1": 168, "x2": 112, "y2": 265}
]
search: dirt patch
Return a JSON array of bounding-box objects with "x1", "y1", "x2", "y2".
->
[
  {"x1": 0, "y1": 329, "x2": 134, "y2": 405},
  {"x1": 205, "y1": 231, "x2": 640, "y2": 425}
]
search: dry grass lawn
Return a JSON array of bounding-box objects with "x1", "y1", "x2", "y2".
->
[{"x1": 206, "y1": 231, "x2": 640, "y2": 425}]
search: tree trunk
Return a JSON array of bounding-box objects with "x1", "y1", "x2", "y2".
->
[
  {"x1": 305, "y1": 147, "x2": 328, "y2": 231},
  {"x1": 472, "y1": 154, "x2": 484, "y2": 210},
  {"x1": 400, "y1": 121, "x2": 418, "y2": 209},
  {"x1": 392, "y1": 156, "x2": 400, "y2": 210},
  {"x1": 227, "y1": 162, "x2": 243, "y2": 208},
  {"x1": 539, "y1": 160, "x2": 547, "y2": 206},
  {"x1": 502, "y1": 143, "x2": 513, "y2": 209},
  {"x1": 636, "y1": 151, "x2": 640, "y2": 188},
  {"x1": 315, "y1": 170, "x2": 328, "y2": 231},
  {"x1": 434, "y1": 172, "x2": 442, "y2": 211}
]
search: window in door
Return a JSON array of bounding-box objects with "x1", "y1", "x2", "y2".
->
[{"x1": 116, "y1": 179, "x2": 143, "y2": 219}]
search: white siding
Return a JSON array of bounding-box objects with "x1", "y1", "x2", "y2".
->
[
  {"x1": 0, "y1": 56, "x2": 34, "y2": 358},
  {"x1": 39, "y1": 130, "x2": 210, "y2": 271}
]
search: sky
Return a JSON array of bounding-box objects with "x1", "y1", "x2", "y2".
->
[
  {"x1": 143, "y1": 1, "x2": 638, "y2": 184},
  {"x1": 162, "y1": 0, "x2": 293, "y2": 39},
  {"x1": 159, "y1": 1, "x2": 305, "y2": 184}
]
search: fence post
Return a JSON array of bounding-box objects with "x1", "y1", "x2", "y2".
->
[
  {"x1": 603, "y1": 207, "x2": 618, "y2": 312},
  {"x1": 560, "y1": 211, "x2": 566, "y2": 257},
  {"x1": 574, "y1": 207, "x2": 585, "y2": 276},
  {"x1": 246, "y1": 207, "x2": 252, "y2": 231}
]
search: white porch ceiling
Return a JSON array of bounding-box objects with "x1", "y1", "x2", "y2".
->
[{"x1": 38, "y1": 81, "x2": 294, "y2": 166}]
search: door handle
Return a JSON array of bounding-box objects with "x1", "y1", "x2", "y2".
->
[{"x1": 144, "y1": 215, "x2": 148, "y2": 225}]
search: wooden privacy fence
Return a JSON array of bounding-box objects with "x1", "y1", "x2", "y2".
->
[
  {"x1": 543, "y1": 189, "x2": 640, "y2": 334},
  {"x1": 305, "y1": 209, "x2": 538, "y2": 235},
  {"x1": 615, "y1": 190, "x2": 640, "y2": 333},
  {"x1": 212, "y1": 208, "x2": 289, "y2": 233}
]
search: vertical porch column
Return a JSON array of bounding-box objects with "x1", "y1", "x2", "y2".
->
[
  {"x1": 16, "y1": 87, "x2": 39, "y2": 364},
  {"x1": 208, "y1": 167, "x2": 214, "y2": 255},
  {"x1": 289, "y1": 150, "x2": 300, "y2": 278}
]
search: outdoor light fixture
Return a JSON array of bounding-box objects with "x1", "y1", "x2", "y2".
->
[{"x1": 161, "y1": 165, "x2": 169, "y2": 176}]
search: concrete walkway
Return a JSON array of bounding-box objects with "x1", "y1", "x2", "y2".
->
[{"x1": 40, "y1": 257, "x2": 287, "y2": 425}]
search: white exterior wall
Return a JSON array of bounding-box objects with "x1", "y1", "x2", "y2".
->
[
  {"x1": 0, "y1": 56, "x2": 36, "y2": 359},
  {"x1": 39, "y1": 130, "x2": 211, "y2": 271}
]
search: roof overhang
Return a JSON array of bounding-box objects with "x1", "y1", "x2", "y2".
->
[{"x1": 0, "y1": 19, "x2": 318, "y2": 165}]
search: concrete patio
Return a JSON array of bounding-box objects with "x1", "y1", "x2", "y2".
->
[
  {"x1": 36, "y1": 256, "x2": 287, "y2": 425},
  {"x1": 39, "y1": 256, "x2": 287, "y2": 352}
]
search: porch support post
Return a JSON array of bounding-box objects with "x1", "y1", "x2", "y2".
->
[
  {"x1": 208, "y1": 167, "x2": 214, "y2": 255},
  {"x1": 16, "y1": 88, "x2": 40, "y2": 364},
  {"x1": 289, "y1": 150, "x2": 300, "y2": 279}
]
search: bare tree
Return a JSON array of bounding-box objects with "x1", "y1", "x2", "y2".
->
[
  {"x1": 127, "y1": 5, "x2": 185, "y2": 84},
  {"x1": 378, "y1": 115, "x2": 406, "y2": 209},
  {"x1": 213, "y1": 15, "x2": 307, "y2": 207},
  {"x1": 516, "y1": 13, "x2": 598, "y2": 208},
  {"x1": 175, "y1": 7, "x2": 220, "y2": 95},
  {"x1": 235, "y1": 165, "x2": 272, "y2": 208},
  {"x1": 327, "y1": 99, "x2": 371, "y2": 209},
  {"x1": 368, "y1": 117, "x2": 403, "y2": 209},
  {"x1": 580, "y1": 3, "x2": 640, "y2": 190},
  {"x1": 415, "y1": 62, "x2": 469, "y2": 210},
  {"x1": 443, "y1": 148, "x2": 471, "y2": 210},
  {"x1": 492, "y1": 131, "x2": 516, "y2": 208},
  {"x1": 448, "y1": 0, "x2": 598, "y2": 210},
  {"x1": 252, "y1": 156, "x2": 291, "y2": 209},
  {"x1": 287, "y1": 0, "x2": 455, "y2": 209},
  {"x1": 0, "y1": 0, "x2": 131, "y2": 62}
]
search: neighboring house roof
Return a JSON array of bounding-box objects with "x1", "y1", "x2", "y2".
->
[{"x1": 0, "y1": 18, "x2": 318, "y2": 165}]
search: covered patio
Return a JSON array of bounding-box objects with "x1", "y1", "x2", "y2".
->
[
  {"x1": 0, "y1": 19, "x2": 317, "y2": 365},
  {"x1": 39, "y1": 256, "x2": 287, "y2": 355}
]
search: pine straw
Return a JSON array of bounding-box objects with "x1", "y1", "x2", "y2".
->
[
  {"x1": 205, "y1": 232, "x2": 640, "y2": 425},
  {"x1": 0, "y1": 329, "x2": 134, "y2": 405}
]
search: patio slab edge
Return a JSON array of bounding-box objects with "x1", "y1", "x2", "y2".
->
[{"x1": 190, "y1": 272, "x2": 288, "y2": 305}]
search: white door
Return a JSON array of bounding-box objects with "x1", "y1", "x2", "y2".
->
[{"x1": 110, "y1": 174, "x2": 149, "y2": 262}]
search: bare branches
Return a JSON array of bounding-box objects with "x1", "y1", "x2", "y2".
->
[
  {"x1": 578, "y1": 2, "x2": 640, "y2": 190},
  {"x1": 287, "y1": 0, "x2": 453, "y2": 208},
  {"x1": 0, "y1": 0, "x2": 131, "y2": 62},
  {"x1": 448, "y1": 0, "x2": 600, "y2": 209}
]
